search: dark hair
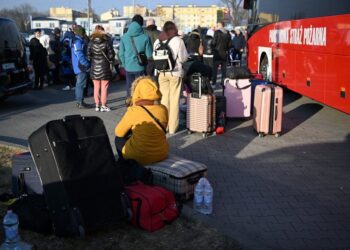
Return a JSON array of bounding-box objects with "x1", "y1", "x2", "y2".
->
[
  {"x1": 95, "y1": 25, "x2": 105, "y2": 31},
  {"x1": 132, "y1": 14, "x2": 144, "y2": 27},
  {"x1": 163, "y1": 21, "x2": 178, "y2": 35},
  {"x1": 34, "y1": 28, "x2": 41, "y2": 33}
]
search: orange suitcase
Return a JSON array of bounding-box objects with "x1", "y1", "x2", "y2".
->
[{"x1": 253, "y1": 84, "x2": 283, "y2": 137}]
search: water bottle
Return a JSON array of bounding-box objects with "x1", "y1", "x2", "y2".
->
[
  {"x1": 193, "y1": 178, "x2": 205, "y2": 213},
  {"x1": 203, "y1": 179, "x2": 213, "y2": 215},
  {"x1": 1, "y1": 210, "x2": 32, "y2": 250}
]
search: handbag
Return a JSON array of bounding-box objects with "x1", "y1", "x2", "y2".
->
[
  {"x1": 101, "y1": 49, "x2": 114, "y2": 71},
  {"x1": 130, "y1": 37, "x2": 148, "y2": 66}
]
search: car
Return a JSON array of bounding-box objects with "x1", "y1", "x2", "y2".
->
[{"x1": 0, "y1": 18, "x2": 32, "y2": 101}]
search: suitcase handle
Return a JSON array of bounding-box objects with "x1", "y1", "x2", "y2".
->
[
  {"x1": 62, "y1": 115, "x2": 84, "y2": 122},
  {"x1": 235, "y1": 80, "x2": 252, "y2": 90}
]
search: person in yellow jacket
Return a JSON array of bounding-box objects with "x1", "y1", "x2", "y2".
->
[{"x1": 114, "y1": 76, "x2": 169, "y2": 165}]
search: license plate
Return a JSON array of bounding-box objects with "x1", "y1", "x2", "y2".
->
[{"x1": 2, "y1": 63, "x2": 15, "y2": 70}]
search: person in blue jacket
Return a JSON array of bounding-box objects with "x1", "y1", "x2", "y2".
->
[
  {"x1": 118, "y1": 15, "x2": 152, "y2": 98},
  {"x1": 71, "y1": 25, "x2": 91, "y2": 108}
]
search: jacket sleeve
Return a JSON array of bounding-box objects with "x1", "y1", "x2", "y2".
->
[
  {"x1": 115, "y1": 109, "x2": 132, "y2": 137},
  {"x1": 118, "y1": 39, "x2": 125, "y2": 67},
  {"x1": 73, "y1": 39, "x2": 90, "y2": 68},
  {"x1": 212, "y1": 31, "x2": 218, "y2": 48},
  {"x1": 145, "y1": 36, "x2": 153, "y2": 59},
  {"x1": 106, "y1": 41, "x2": 115, "y2": 61},
  {"x1": 177, "y1": 39, "x2": 189, "y2": 64}
]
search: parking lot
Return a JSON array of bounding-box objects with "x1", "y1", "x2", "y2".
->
[{"x1": 0, "y1": 81, "x2": 349, "y2": 250}]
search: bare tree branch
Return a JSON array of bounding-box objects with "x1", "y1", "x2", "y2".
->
[{"x1": 221, "y1": 0, "x2": 248, "y2": 26}]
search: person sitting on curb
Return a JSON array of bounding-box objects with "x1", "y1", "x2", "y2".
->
[{"x1": 114, "y1": 76, "x2": 169, "y2": 166}]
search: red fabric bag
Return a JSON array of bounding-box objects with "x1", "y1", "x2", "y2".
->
[{"x1": 125, "y1": 182, "x2": 179, "y2": 232}]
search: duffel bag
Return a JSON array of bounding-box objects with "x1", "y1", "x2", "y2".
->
[{"x1": 125, "y1": 182, "x2": 179, "y2": 232}]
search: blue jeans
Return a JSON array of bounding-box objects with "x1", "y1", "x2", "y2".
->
[
  {"x1": 75, "y1": 72, "x2": 87, "y2": 103},
  {"x1": 125, "y1": 70, "x2": 145, "y2": 97}
]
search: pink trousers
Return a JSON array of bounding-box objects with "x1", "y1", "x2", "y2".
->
[{"x1": 93, "y1": 80, "x2": 109, "y2": 106}]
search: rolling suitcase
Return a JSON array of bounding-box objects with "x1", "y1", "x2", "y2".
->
[
  {"x1": 12, "y1": 152, "x2": 43, "y2": 196},
  {"x1": 187, "y1": 74, "x2": 215, "y2": 137},
  {"x1": 146, "y1": 155, "x2": 208, "y2": 201},
  {"x1": 125, "y1": 182, "x2": 179, "y2": 232},
  {"x1": 28, "y1": 115, "x2": 127, "y2": 237},
  {"x1": 224, "y1": 78, "x2": 252, "y2": 118},
  {"x1": 251, "y1": 79, "x2": 269, "y2": 114},
  {"x1": 253, "y1": 84, "x2": 283, "y2": 137}
]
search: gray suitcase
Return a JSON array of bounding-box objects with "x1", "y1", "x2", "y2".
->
[{"x1": 146, "y1": 155, "x2": 208, "y2": 201}]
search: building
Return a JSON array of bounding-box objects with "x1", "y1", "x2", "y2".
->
[
  {"x1": 31, "y1": 17, "x2": 62, "y2": 30},
  {"x1": 155, "y1": 5, "x2": 229, "y2": 31},
  {"x1": 101, "y1": 9, "x2": 120, "y2": 21},
  {"x1": 123, "y1": 5, "x2": 147, "y2": 18},
  {"x1": 108, "y1": 17, "x2": 131, "y2": 35},
  {"x1": 75, "y1": 17, "x2": 94, "y2": 35},
  {"x1": 49, "y1": 7, "x2": 84, "y2": 22}
]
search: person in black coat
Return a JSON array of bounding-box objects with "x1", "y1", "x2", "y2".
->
[
  {"x1": 232, "y1": 28, "x2": 246, "y2": 62},
  {"x1": 202, "y1": 29, "x2": 215, "y2": 68},
  {"x1": 87, "y1": 26, "x2": 115, "y2": 112},
  {"x1": 48, "y1": 28, "x2": 62, "y2": 84},
  {"x1": 29, "y1": 29, "x2": 48, "y2": 89},
  {"x1": 185, "y1": 29, "x2": 202, "y2": 61}
]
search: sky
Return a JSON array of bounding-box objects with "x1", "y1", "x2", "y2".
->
[{"x1": 0, "y1": 0, "x2": 224, "y2": 14}]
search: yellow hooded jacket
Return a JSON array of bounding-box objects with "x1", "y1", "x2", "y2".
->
[{"x1": 115, "y1": 77, "x2": 169, "y2": 165}]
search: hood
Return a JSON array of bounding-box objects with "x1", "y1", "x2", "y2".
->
[
  {"x1": 127, "y1": 22, "x2": 144, "y2": 37},
  {"x1": 145, "y1": 24, "x2": 157, "y2": 31},
  {"x1": 131, "y1": 76, "x2": 162, "y2": 104},
  {"x1": 190, "y1": 31, "x2": 200, "y2": 38},
  {"x1": 90, "y1": 31, "x2": 107, "y2": 43}
]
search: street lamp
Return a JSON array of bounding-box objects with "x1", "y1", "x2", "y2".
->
[{"x1": 87, "y1": 0, "x2": 91, "y2": 35}]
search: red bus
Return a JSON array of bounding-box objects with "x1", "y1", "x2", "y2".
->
[{"x1": 243, "y1": 0, "x2": 350, "y2": 114}]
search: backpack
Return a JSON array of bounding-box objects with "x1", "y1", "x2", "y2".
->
[{"x1": 153, "y1": 37, "x2": 176, "y2": 72}]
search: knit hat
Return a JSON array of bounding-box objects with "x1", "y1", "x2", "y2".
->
[
  {"x1": 74, "y1": 25, "x2": 86, "y2": 37},
  {"x1": 53, "y1": 28, "x2": 61, "y2": 35},
  {"x1": 131, "y1": 76, "x2": 162, "y2": 104},
  {"x1": 206, "y1": 29, "x2": 214, "y2": 37}
]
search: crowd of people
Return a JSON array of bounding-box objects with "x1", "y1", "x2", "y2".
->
[{"x1": 28, "y1": 14, "x2": 246, "y2": 165}]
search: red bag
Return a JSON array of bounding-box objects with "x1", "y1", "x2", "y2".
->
[{"x1": 125, "y1": 182, "x2": 179, "y2": 232}]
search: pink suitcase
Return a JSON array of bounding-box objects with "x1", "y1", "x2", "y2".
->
[
  {"x1": 253, "y1": 84, "x2": 283, "y2": 137},
  {"x1": 224, "y1": 78, "x2": 252, "y2": 118},
  {"x1": 186, "y1": 75, "x2": 215, "y2": 138}
]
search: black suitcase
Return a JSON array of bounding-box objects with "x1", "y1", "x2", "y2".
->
[
  {"x1": 28, "y1": 115, "x2": 127, "y2": 237},
  {"x1": 12, "y1": 152, "x2": 43, "y2": 196}
]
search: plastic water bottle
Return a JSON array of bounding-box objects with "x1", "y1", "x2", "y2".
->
[
  {"x1": 203, "y1": 180, "x2": 213, "y2": 215},
  {"x1": 0, "y1": 210, "x2": 32, "y2": 250},
  {"x1": 193, "y1": 178, "x2": 205, "y2": 213}
]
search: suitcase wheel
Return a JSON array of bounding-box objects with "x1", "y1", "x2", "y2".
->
[
  {"x1": 258, "y1": 133, "x2": 264, "y2": 138},
  {"x1": 275, "y1": 133, "x2": 281, "y2": 138},
  {"x1": 202, "y1": 132, "x2": 208, "y2": 138},
  {"x1": 187, "y1": 129, "x2": 192, "y2": 135}
]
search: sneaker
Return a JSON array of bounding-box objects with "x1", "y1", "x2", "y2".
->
[
  {"x1": 62, "y1": 85, "x2": 70, "y2": 91},
  {"x1": 100, "y1": 106, "x2": 110, "y2": 112},
  {"x1": 95, "y1": 106, "x2": 100, "y2": 112},
  {"x1": 76, "y1": 102, "x2": 90, "y2": 109}
]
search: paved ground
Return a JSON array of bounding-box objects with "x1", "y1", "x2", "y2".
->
[{"x1": 0, "y1": 79, "x2": 349, "y2": 250}]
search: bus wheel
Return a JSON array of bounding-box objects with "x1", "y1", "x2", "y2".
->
[{"x1": 259, "y1": 56, "x2": 269, "y2": 80}]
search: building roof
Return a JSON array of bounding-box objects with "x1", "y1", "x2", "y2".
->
[{"x1": 32, "y1": 17, "x2": 61, "y2": 21}]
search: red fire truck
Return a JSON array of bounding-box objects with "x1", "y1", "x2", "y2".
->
[{"x1": 244, "y1": 0, "x2": 350, "y2": 114}]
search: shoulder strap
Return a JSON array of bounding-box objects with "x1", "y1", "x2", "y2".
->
[
  {"x1": 101, "y1": 50, "x2": 113, "y2": 65},
  {"x1": 140, "y1": 105, "x2": 167, "y2": 134},
  {"x1": 130, "y1": 37, "x2": 139, "y2": 56}
]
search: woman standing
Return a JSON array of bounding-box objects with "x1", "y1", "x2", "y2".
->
[{"x1": 87, "y1": 26, "x2": 115, "y2": 112}]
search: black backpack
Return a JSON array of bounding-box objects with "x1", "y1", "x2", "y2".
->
[{"x1": 153, "y1": 36, "x2": 176, "y2": 72}]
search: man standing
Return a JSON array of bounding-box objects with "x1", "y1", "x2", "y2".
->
[
  {"x1": 48, "y1": 28, "x2": 62, "y2": 85},
  {"x1": 232, "y1": 28, "x2": 246, "y2": 63},
  {"x1": 211, "y1": 22, "x2": 231, "y2": 88},
  {"x1": 71, "y1": 25, "x2": 91, "y2": 109},
  {"x1": 144, "y1": 18, "x2": 160, "y2": 77},
  {"x1": 29, "y1": 29, "x2": 48, "y2": 89},
  {"x1": 118, "y1": 15, "x2": 153, "y2": 98}
]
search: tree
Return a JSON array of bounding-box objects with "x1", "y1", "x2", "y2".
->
[
  {"x1": 0, "y1": 4, "x2": 47, "y2": 32},
  {"x1": 221, "y1": 0, "x2": 248, "y2": 26}
]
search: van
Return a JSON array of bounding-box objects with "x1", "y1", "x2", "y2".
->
[{"x1": 0, "y1": 18, "x2": 32, "y2": 100}]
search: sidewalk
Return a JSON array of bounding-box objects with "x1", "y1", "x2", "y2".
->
[{"x1": 0, "y1": 81, "x2": 349, "y2": 249}]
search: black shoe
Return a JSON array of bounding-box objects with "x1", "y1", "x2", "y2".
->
[{"x1": 76, "y1": 102, "x2": 91, "y2": 109}]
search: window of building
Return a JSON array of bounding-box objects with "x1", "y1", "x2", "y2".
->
[
  {"x1": 35, "y1": 23, "x2": 41, "y2": 28},
  {"x1": 50, "y1": 23, "x2": 55, "y2": 28}
]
